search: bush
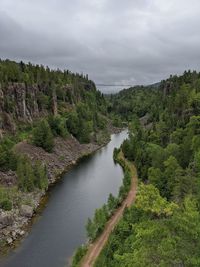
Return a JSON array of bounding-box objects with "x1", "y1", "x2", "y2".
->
[
  {"x1": 71, "y1": 245, "x2": 88, "y2": 267},
  {"x1": 0, "y1": 137, "x2": 17, "y2": 171},
  {"x1": 17, "y1": 156, "x2": 48, "y2": 192},
  {"x1": 113, "y1": 147, "x2": 120, "y2": 162},
  {"x1": 34, "y1": 161, "x2": 48, "y2": 190},
  {"x1": 48, "y1": 115, "x2": 69, "y2": 138},
  {"x1": 32, "y1": 119, "x2": 54, "y2": 152},
  {"x1": 0, "y1": 199, "x2": 12, "y2": 211}
]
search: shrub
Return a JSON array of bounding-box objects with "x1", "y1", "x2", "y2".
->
[
  {"x1": 48, "y1": 115, "x2": 69, "y2": 138},
  {"x1": 0, "y1": 199, "x2": 12, "y2": 211},
  {"x1": 0, "y1": 137, "x2": 17, "y2": 171},
  {"x1": 17, "y1": 156, "x2": 48, "y2": 192},
  {"x1": 32, "y1": 119, "x2": 54, "y2": 152},
  {"x1": 71, "y1": 245, "x2": 88, "y2": 267}
]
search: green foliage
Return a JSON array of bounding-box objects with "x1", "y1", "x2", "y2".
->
[
  {"x1": 48, "y1": 115, "x2": 69, "y2": 138},
  {"x1": 95, "y1": 188, "x2": 200, "y2": 267},
  {"x1": 17, "y1": 156, "x2": 48, "y2": 192},
  {"x1": 86, "y1": 204, "x2": 109, "y2": 241},
  {"x1": 71, "y1": 245, "x2": 88, "y2": 267},
  {"x1": 113, "y1": 147, "x2": 120, "y2": 161},
  {"x1": 107, "y1": 193, "x2": 118, "y2": 214},
  {"x1": 32, "y1": 119, "x2": 54, "y2": 152},
  {"x1": 135, "y1": 183, "x2": 178, "y2": 216},
  {"x1": 66, "y1": 111, "x2": 79, "y2": 136},
  {"x1": 0, "y1": 199, "x2": 12, "y2": 211},
  {"x1": 86, "y1": 152, "x2": 132, "y2": 242},
  {"x1": 0, "y1": 186, "x2": 19, "y2": 211},
  {"x1": 17, "y1": 156, "x2": 35, "y2": 192},
  {"x1": 0, "y1": 59, "x2": 109, "y2": 146},
  {"x1": 33, "y1": 161, "x2": 48, "y2": 190},
  {"x1": 112, "y1": 115, "x2": 123, "y2": 127},
  {"x1": 0, "y1": 137, "x2": 17, "y2": 171},
  {"x1": 95, "y1": 71, "x2": 200, "y2": 266}
]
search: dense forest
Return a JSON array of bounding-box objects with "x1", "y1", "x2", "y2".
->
[
  {"x1": 2, "y1": 59, "x2": 200, "y2": 266},
  {"x1": 0, "y1": 59, "x2": 109, "y2": 213},
  {"x1": 95, "y1": 71, "x2": 200, "y2": 266},
  {"x1": 0, "y1": 59, "x2": 108, "y2": 143}
]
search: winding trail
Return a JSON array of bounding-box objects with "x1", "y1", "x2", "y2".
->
[{"x1": 80, "y1": 152, "x2": 138, "y2": 267}]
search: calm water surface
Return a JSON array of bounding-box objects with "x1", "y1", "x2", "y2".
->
[{"x1": 1, "y1": 130, "x2": 128, "y2": 267}]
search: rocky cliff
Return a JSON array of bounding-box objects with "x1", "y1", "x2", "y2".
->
[
  {"x1": 0, "y1": 59, "x2": 111, "y2": 252},
  {"x1": 0, "y1": 134, "x2": 103, "y2": 250},
  {"x1": 0, "y1": 81, "x2": 95, "y2": 135}
]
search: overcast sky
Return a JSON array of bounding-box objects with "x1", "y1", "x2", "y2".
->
[{"x1": 1, "y1": 0, "x2": 200, "y2": 92}]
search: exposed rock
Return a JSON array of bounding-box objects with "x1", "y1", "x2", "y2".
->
[
  {"x1": 0, "y1": 213, "x2": 13, "y2": 227},
  {"x1": 0, "y1": 129, "x2": 118, "y2": 252},
  {"x1": 0, "y1": 82, "x2": 89, "y2": 133},
  {"x1": 20, "y1": 205, "x2": 34, "y2": 218},
  {"x1": 145, "y1": 122, "x2": 153, "y2": 130},
  {"x1": 0, "y1": 171, "x2": 17, "y2": 186},
  {"x1": 19, "y1": 230, "x2": 25, "y2": 236},
  {"x1": 1, "y1": 112, "x2": 16, "y2": 133},
  {"x1": 6, "y1": 237, "x2": 13, "y2": 244},
  {"x1": 139, "y1": 113, "x2": 150, "y2": 126},
  {"x1": 15, "y1": 135, "x2": 99, "y2": 183}
]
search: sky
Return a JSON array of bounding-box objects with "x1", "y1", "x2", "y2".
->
[{"x1": 1, "y1": 0, "x2": 200, "y2": 92}]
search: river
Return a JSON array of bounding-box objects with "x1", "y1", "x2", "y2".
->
[{"x1": 1, "y1": 130, "x2": 128, "y2": 267}]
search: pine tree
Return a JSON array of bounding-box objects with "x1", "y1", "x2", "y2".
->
[{"x1": 32, "y1": 119, "x2": 54, "y2": 152}]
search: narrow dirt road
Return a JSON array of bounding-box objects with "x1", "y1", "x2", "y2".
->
[{"x1": 80, "y1": 152, "x2": 138, "y2": 267}]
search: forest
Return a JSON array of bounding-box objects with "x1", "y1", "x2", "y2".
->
[
  {"x1": 0, "y1": 59, "x2": 109, "y2": 212},
  {"x1": 95, "y1": 71, "x2": 200, "y2": 266},
  {"x1": 1, "y1": 59, "x2": 200, "y2": 266}
]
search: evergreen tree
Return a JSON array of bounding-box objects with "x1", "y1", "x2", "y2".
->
[{"x1": 32, "y1": 119, "x2": 54, "y2": 152}]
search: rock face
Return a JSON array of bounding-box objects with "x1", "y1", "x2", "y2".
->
[
  {"x1": 0, "y1": 135, "x2": 101, "y2": 249},
  {"x1": 15, "y1": 135, "x2": 99, "y2": 183},
  {"x1": 20, "y1": 205, "x2": 34, "y2": 218},
  {"x1": 0, "y1": 213, "x2": 14, "y2": 227},
  {"x1": 0, "y1": 82, "x2": 94, "y2": 134},
  {"x1": 0, "y1": 83, "x2": 40, "y2": 133},
  {"x1": 0, "y1": 171, "x2": 17, "y2": 186}
]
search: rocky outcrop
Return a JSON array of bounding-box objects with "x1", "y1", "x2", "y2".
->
[
  {"x1": 15, "y1": 135, "x2": 99, "y2": 183},
  {"x1": 0, "y1": 82, "x2": 95, "y2": 135},
  {"x1": 20, "y1": 205, "x2": 34, "y2": 218},
  {"x1": 0, "y1": 171, "x2": 17, "y2": 186},
  {"x1": 0, "y1": 191, "x2": 44, "y2": 246},
  {"x1": 0, "y1": 213, "x2": 14, "y2": 228},
  {"x1": 0, "y1": 135, "x2": 103, "y2": 248},
  {"x1": 139, "y1": 113, "x2": 153, "y2": 130}
]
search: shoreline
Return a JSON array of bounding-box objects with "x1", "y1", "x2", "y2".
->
[
  {"x1": 78, "y1": 151, "x2": 138, "y2": 267},
  {"x1": 0, "y1": 127, "x2": 124, "y2": 259}
]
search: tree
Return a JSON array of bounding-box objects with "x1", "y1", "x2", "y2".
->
[
  {"x1": 66, "y1": 111, "x2": 79, "y2": 136},
  {"x1": 163, "y1": 156, "x2": 182, "y2": 199},
  {"x1": 86, "y1": 218, "x2": 95, "y2": 241},
  {"x1": 148, "y1": 167, "x2": 164, "y2": 194},
  {"x1": 17, "y1": 156, "x2": 34, "y2": 192},
  {"x1": 107, "y1": 193, "x2": 117, "y2": 214},
  {"x1": 135, "y1": 183, "x2": 177, "y2": 216},
  {"x1": 48, "y1": 115, "x2": 68, "y2": 138},
  {"x1": 0, "y1": 138, "x2": 17, "y2": 171},
  {"x1": 34, "y1": 161, "x2": 48, "y2": 190},
  {"x1": 32, "y1": 119, "x2": 54, "y2": 152}
]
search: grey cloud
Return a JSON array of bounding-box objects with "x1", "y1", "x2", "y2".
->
[{"x1": 1, "y1": 0, "x2": 200, "y2": 92}]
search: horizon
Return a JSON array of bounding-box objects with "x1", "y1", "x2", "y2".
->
[{"x1": 1, "y1": 0, "x2": 200, "y2": 93}]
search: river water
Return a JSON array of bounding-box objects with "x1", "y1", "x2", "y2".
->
[{"x1": 1, "y1": 130, "x2": 128, "y2": 267}]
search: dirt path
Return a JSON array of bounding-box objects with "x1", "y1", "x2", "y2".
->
[{"x1": 80, "y1": 152, "x2": 138, "y2": 267}]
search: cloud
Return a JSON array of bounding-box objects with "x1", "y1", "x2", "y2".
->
[{"x1": 1, "y1": 0, "x2": 200, "y2": 92}]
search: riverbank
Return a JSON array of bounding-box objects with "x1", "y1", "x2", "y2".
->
[
  {"x1": 77, "y1": 151, "x2": 138, "y2": 267},
  {"x1": 0, "y1": 127, "x2": 124, "y2": 256}
]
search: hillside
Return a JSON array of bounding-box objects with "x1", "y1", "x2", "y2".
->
[
  {"x1": 95, "y1": 71, "x2": 200, "y2": 266},
  {"x1": 0, "y1": 59, "x2": 111, "y2": 251}
]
